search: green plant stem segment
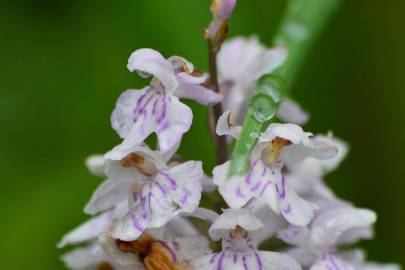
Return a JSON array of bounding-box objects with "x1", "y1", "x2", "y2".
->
[{"x1": 229, "y1": 0, "x2": 341, "y2": 176}]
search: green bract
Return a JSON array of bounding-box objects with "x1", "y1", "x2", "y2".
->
[
  {"x1": 249, "y1": 94, "x2": 278, "y2": 123},
  {"x1": 255, "y1": 74, "x2": 286, "y2": 103}
]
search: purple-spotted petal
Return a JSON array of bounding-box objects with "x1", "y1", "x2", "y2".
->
[
  {"x1": 213, "y1": 160, "x2": 279, "y2": 212},
  {"x1": 192, "y1": 250, "x2": 301, "y2": 270},
  {"x1": 127, "y1": 48, "x2": 177, "y2": 92},
  {"x1": 278, "y1": 226, "x2": 310, "y2": 247},
  {"x1": 112, "y1": 161, "x2": 203, "y2": 241},
  {"x1": 112, "y1": 88, "x2": 193, "y2": 154},
  {"x1": 276, "y1": 174, "x2": 318, "y2": 226}
]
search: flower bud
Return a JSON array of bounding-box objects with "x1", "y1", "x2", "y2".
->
[{"x1": 211, "y1": 0, "x2": 237, "y2": 21}]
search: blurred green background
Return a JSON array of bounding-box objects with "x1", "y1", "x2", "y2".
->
[{"x1": 0, "y1": 0, "x2": 403, "y2": 269}]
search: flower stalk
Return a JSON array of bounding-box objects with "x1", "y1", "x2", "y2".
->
[{"x1": 229, "y1": 0, "x2": 342, "y2": 176}]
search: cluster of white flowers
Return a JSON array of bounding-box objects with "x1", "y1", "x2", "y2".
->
[{"x1": 58, "y1": 2, "x2": 400, "y2": 270}]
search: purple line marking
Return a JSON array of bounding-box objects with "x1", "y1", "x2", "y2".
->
[
  {"x1": 283, "y1": 204, "x2": 292, "y2": 214},
  {"x1": 255, "y1": 252, "x2": 264, "y2": 270},
  {"x1": 250, "y1": 181, "x2": 261, "y2": 192},
  {"x1": 259, "y1": 181, "x2": 272, "y2": 196},
  {"x1": 279, "y1": 173, "x2": 286, "y2": 199},
  {"x1": 159, "y1": 171, "x2": 177, "y2": 190},
  {"x1": 157, "y1": 94, "x2": 168, "y2": 124},
  {"x1": 216, "y1": 252, "x2": 225, "y2": 270},
  {"x1": 242, "y1": 255, "x2": 248, "y2": 270},
  {"x1": 328, "y1": 254, "x2": 342, "y2": 270},
  {"x1": 210, "y1": 253, "x2": 218, "y2": 264},
  {"x1": 130, "y1": 213, "x2": 144, "y2": 232},
  {"x1": 236, "y1": 187, "x2": 246, "y2": 198},
  {"x1": 154, "y1": 181, "x2": 167, "y2": 195},
  {"x1": 156, "y1": 240, "x2": 177, "y2": 262}
]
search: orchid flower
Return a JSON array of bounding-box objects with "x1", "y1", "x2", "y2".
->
[
  {"x1": 83, "y1": 144, "x2": 203, "y2": 241},
  {"x1": 213, "y1": 123, "x2": 337, "y2": 226},
  {"x1": 191, "y1": 209, "x2": 302, "y2": 270},
  {"x1": 62, "y1": 215, "x2": 210, "y2": 270},
  {"x1": 277, "y1": 203, "x2": 379, "y2": 270},
  {"x1": 286, "y1": 135, "x2": 349, "y2": 197},
  {"x1": 98, "y1": 229, "x2": 210, "y2": 270},
  {"x1": 112, "y1": 49, "x2": 222, "y2": 154},
  {"x1": 217, "y1": 36, "x2": 309, "y2": 125}
]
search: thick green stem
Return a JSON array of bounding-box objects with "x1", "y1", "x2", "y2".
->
[{"x1": 229, "y1": 0, "x2": 341, "y2": 176}]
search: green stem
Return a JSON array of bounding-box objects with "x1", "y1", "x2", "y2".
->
[{"x1": 229, "y1": 0, "x2": 341, "y2": 176}]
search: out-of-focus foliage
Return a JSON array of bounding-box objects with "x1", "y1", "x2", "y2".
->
[{"x1": 0, "y1": 0, "x2": 403, "y2": 269}]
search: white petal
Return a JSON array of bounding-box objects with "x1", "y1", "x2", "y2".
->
[
  {"x1": 216, "y1": 111, "x2": 242, "y2": 139},
  {"x1": 276, "y1": 175, "x2": 317, "y2": 226},
  {"x1": 260, "y1": 123, "x2": 312, "y2": 144},
  {"x1": 174, "y1": 77, "x2": 222, "y2": 105},
  {"x1": 85, "y1": 155, "x2": 105, "y2": 177},
  {"x1": 165, "y1": 236, "x2": 211, "y2": 260},
  {"x1": 187, "y1": 207, "x2": 220, "y2": 223},
  {"x1": 218, "y1": 36, "x2": 286, "y2": 85},
  {"x1": 166, "y1": 216, "x2": 200, "y2": 237},
  {"x1": 277, "y1": 226, "x2": 310, "y2": 246},
  {"x1": 58, "y1": 211, "x2": 113, "y2": 248},
  {"x1": 251, "y1": 201, "x2": 287, "y2": 244},
  {"x1": 209, "y1": 208, "x2": 263, "y2": 241},
  {"x1": 310, "y1": 207, "x2": 377, "y2": 248},
  {"x1": 310, "y1": 254, "x2": 355, "y2": 270},
  {"x1": 286, "y1": 247, "x2": 318, "y2": 268},
  {"x1": 61, "y1": 243, "x2": 107, "y2": 269},
  {"x1": 84, "y1": 179, "x2": 131, "y2": 215},
  {"x1": 99, "y1": 233, "x2": 143, "y2": 266},
  {"x1": 281, "y1": 136, "x2": 338, "y2": 165},
  {"x1": 127, "y1": 48, "x2": 177, "y2": 92},
  {"x1": 277, "y1": 98, "x2": 310, "y2": 125},
  {"x1": 260, "y1": 251, "x2": 302, "y2": 270}
]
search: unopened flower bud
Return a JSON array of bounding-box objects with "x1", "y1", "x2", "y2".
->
[{"x1": 211, "y1": 0, "x2": 237, "y2": 21}]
